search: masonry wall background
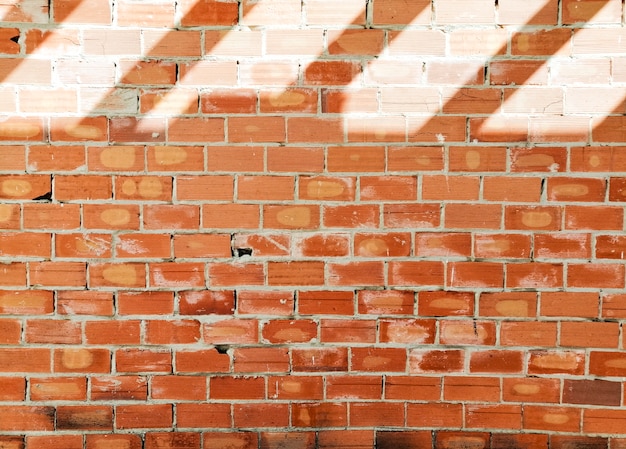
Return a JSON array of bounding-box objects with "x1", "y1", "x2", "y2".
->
[{"x1": 2, "y1": 0, "x2": 626, "y2": 447}]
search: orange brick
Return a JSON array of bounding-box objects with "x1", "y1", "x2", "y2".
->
[
  {"x1": 55, "y1": 175, "x2": 112, "y2": 201},
  {"x1": 470, "y1": 350, "x2": 524, "y2": 374},
  {"x1": 407, "y1": 403, "x2": 463, "y2": 428},
  {"x1": 287, "y1": 117, "x2": 343, "y2": 143},
  {"x1": 30, "y1": 377, "x2": 86, "y2": 401},
  {"x1": 379, "y1": 319, "x2": 435, "y2": 345},
  {"x1": 239, "y1": 175, "x2": 294, "y2": 201},
  {"x1": 466, "y1": 404, "x2": 522, "y2": 430},
  {"x1": 320, "y1": 319, "x2": 376, "y2": 344},
  {"x1": 203, "y1": 204, "x2": 259, "y2": 229},
  {"x1": 298, "y1": 290, "x2": 354, "y2": 316},
  {"x1": 208, "y1": 262, "x2": 264, "y2": 287},
  {"x1": 268, "y1": 261, "x2": 325, "y2": 286},
  {"x1": 151, "y1": 376, "x2": 206, "y2": 401},
  {"x1": 85, "y1": 321, "x2": 140, "y2": 345},
  {"x1": 541, "y1": 292, "x2": 598, "y2": 318},
  {"x1": 115, "y1": 349, "x2": 171, "y2": 373},
  {"x1": 144, "y1": 205, "x2": 199, "y2": 230},
  {"x1": 568, "y1": 263, "x2": 624, "y2": 288},
  {"x1": 206, "y1": 146, "x2": 263, "y2": 172},
  {"x1": 506, "y1": 263, "x2": 563, "y2": 289},
  {"x1": 422, "y1": 175, "x2": 480, "y2": 201},
  {"x1": 54, "y1": 348, "x2": 111, "y2": 374},
  {"x1": 293, "y1": 233, "x2": 350, "y2": 258},
  {"x1": 28, "y1": 145, "x2": 84, "y2": 172},
  {"x1": 444, "y1": 376, "x2": 501, "y2": 402},
  {"x1": 146, "y1": 146, "x2": 204, "y2": 172},
  {"x1": 502, "y1": 377, "x2": 560, "y2": 404},
  {"x1": 179, "y1": 0, "x2": 238, "y2": 26},
  {"x1": 561, "y1": 321, "x2": 619, "y2": 348},
  {"x1": 179, "y1": 174, "x2": 235, "y2": 200},
  {"x1": 523, "y1": 406, "x2": 581, "y2": 433},
  {"x1": 24, "y1": 203, "x2": 80, "y2": 230},
  {"x1": 30, "y1": 262, "x2": 86, "y2": 288},
  {"x1": 116, "y1": 404, "x2": 172, "y2": 430},
  {"x1": 325, "y1": 374, "x2": 379, "y2": 398},
  {"x1": 358, "y1": 290, "x2": 414, "y2": 315},
  {"x1": 264, "y1": 204, "x2": 320, "y2": 230},
  {"x1": 479, "y1": 292, "x2": 537, "y2": 318},
  {"x1": 200, "y1": 88, "x2": 256, "y2": 114},
  {"x1": 440, "y1": 320, "x2": 497, "y2": 346}
]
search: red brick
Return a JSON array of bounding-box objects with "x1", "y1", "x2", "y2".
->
[
  {"x1": 292, "y1": 348, "x2": 348, "y2": 373},
  {"x1": 116, "y1": 404, "x2": 172, "y2": 429},
  {"x1": 26, "y1": 435, "x2": 83, "y2": 449},
  {"x1": 298, "y1": 290, "x2": 354, "y2": 316},
  {"x1": 115, "y1": 348, "x2": 171, "y2": 373},
  {"x1": 409, "y1": 349, "x2": 464, "y2": 374},
  {"x1": 466, "y1": 404, "x2": 522, "y2": 430},
  {"x1": 379, "y1": 319, "x2": 436, "y2": 345},
  {"x1": 470, "y1": 350, "x2": 524, "y2": 374},
  {"x1": 117, "y1": 291, "x2": 174, "y2": 316},
  {"x1": 407, "y1": 403, "x2": 463, "y2": 428},
  {"x1": 144, "y1": 433, "x2": 201, "y2": 449},
  {"x1": 0, "y1": 406, "x2": 54, "y2": 431},
  {"x1": 262, "y1": 319, "x2": 317, "y2": 344},
  {"x1": 91, "y1": 376, "x2": 147, "y2": 401},
  {"x1": 564, "y1": 379, "x2": 621, "y2": 406},
  {"x1": 146, "y1": 319, "x2": 201, "y2": 344},
  {"x1": 448, "y1": 261, "x2": 504, "y2": 288},
  {"x1": 440, "y1": 320, "x2": 496, "y2": 346},
  {"x1": 566, "y1": 205, "x2": 624, "y2": 230},
  {"x1": 151, "y1": 376, "x2": 206, "y2": 401},
  {"x1": 500, "y1": 321, "x2": 557, "y2": 347},
  {"x1": 523, "y1": 405, "x2": 581, "y2": 433},
  {"x1": 292, "y1": 402, "x2": 347, "y2": 427},
  {"x1": 54, "y1": 348, "x2": 111, "y2": 373},
  {"x1": 175, "y1": 349, "x2": 230, "y2": 374},
  {"x1": 294, "y1": 233, "x2": 349, "y2": 258},
  {"x1": 358, "y1": 290, "x2": 414, "y2": 315},
  {"x1": 541, "y1": 291, "x2": 598, "y2": 318},
  {"x1": 328, "y1": 261, "x2": 384, "y2": 287},
  {"x1": 56, "y1": 405, "x2": 113, "y2": 430},
  {"x1": 25, "y1": 319, "x2": 82, "y2": 344},
  {"x1": 237, "y1": 290, "x2": 294, "y2": 316},
  {"x1": 326, "y1": 375, "x2": 381, "y2": 399},
  {"x1": 0, "y1": 376, "x2": 25, "y2": 400},
  {"x1": 320, "y1": 319, "x2": 376, "y2": 344},
  {"x1": 351, "y1": 402, "x2": 405, "y2": 427},
  {"x1": 179, "y1": 290, "x2": 234, "y2": 315},
  {"x1": 444, "y1": 376, "x2": 501, "y2": 402},
  {"x1": 389, "y1": 261, "x2": 445, "y2": 287},
  {"x1": 29, "y1": 377, "x2": 87, "y2": 401},
  {"x1": 234, "y1": 403, "x2": 289, "y2": 428},
  {"x1": 269, "y1": 375, "x2": 323, "y2": 400},
  {"x1": 260, "y1": 432, "x2": 316, "y2": 449},
  {"x1": 233, "y1": 347, "x2": 289, "y2": 373},
  {"x1": 502, "y1": 377, "x2": 560, "y2": 404},
  {"x1": 528, "y1": 350, "x2": 585, "y2": 375},
  {"x1": 506, "y1": 262, "x2": 563, "y2": 289},
  {"x1": 568, "y1": 263, "x2": 625, "y2": 288}
]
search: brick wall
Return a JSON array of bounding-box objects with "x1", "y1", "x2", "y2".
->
[{"x1": 1, "y1": 0, "x2": 626, "y2": 447}]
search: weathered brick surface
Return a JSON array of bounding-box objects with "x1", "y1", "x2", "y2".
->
[{"x1": 1, "y1": 0, "x2": 626, "y2": 446}]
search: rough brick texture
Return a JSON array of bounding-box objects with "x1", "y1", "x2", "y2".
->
[{"x1": 2, "y1": 0, "x2": 626, "y2": 447}]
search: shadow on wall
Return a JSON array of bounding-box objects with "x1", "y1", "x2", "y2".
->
[{"x1": 0, "y1": 0, "x2": 621, "y2": 148}]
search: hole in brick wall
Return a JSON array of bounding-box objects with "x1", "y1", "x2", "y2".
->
[
  {"x1": 32, "y1": 191, "x2": 52, "y2": 201},
  {"x1": 214, "y1": 345, "x2": 230, "y2": 354},
  {"x1": 10, "y1": 35, "x2": 18, "y2": 43},
  {"x1": 234, "y1": 247, "x2": 253, "y2": 257}
]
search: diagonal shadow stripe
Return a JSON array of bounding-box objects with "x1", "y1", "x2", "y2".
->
[{"x1": 111, "y1": 0, "x2": 614, "y2": 148}]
